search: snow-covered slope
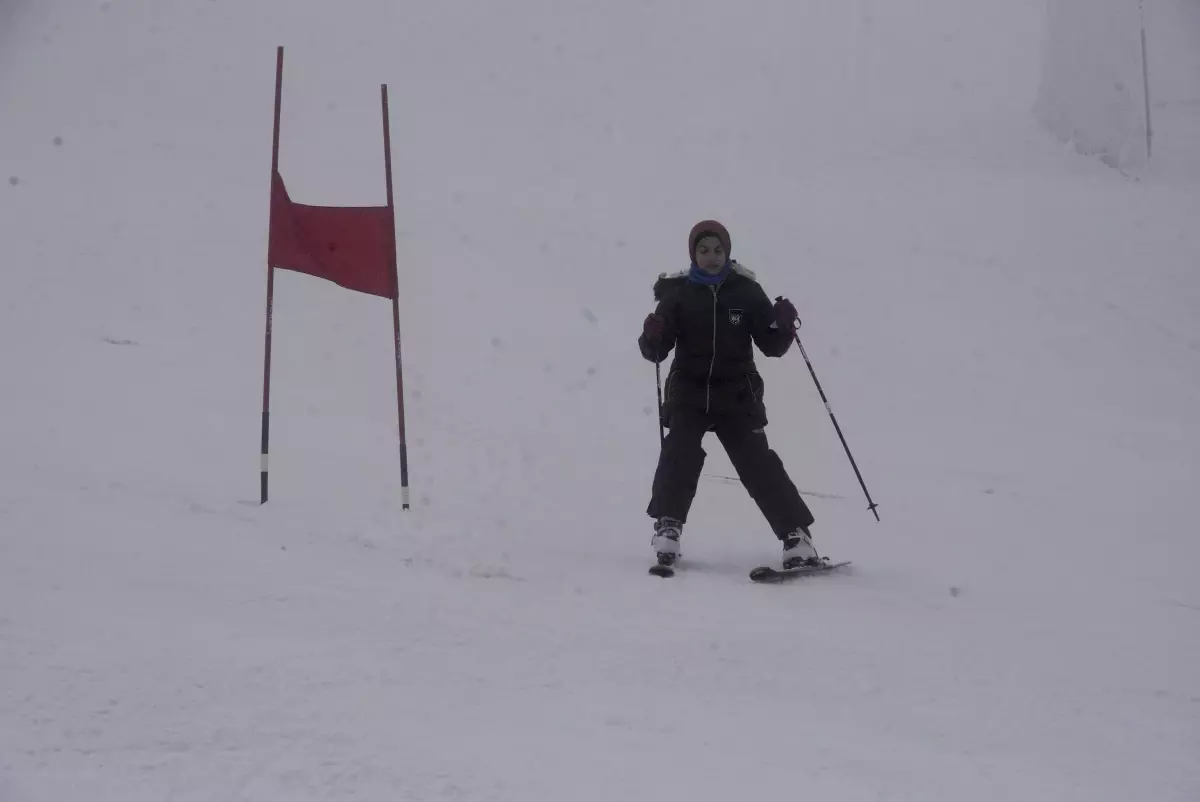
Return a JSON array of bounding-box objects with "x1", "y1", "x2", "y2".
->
[{"x1": 2, "y1": 1, "x2": 1198, "y2": 800}]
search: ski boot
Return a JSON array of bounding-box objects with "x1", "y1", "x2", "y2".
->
[
  {"x1": 651, "y1": 517, "x2": 683, "y2": 567},
  {"x1": 781, "y1": 527, "x2": 822, "y2": 569}
]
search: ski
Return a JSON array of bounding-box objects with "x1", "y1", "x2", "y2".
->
[
  {"x1": 650, "y1": 559, "x2": 850, "y2": 581},
  {"x1": 749, "y1": 560, "x2": 850, "y2": 583}
]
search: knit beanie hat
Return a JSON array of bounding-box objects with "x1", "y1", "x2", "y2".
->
[{"x1": 689, "y1": 220, "x2": 732, "y2": 260}]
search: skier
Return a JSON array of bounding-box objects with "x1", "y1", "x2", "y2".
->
[{"x1": 639, "y1": 220, "x2": 821, "y2": 570}]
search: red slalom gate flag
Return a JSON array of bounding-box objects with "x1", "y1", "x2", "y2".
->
[
  {"x1": 268, "y1": 171, "x2": 396, "y2": 299},
  {"x1": 259, "y1": 46, "x2": 410, "y2": 511}
]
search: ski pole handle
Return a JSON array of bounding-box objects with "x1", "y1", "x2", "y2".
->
[{"x1": 775, "y1": 296, "x2": 801, "y2": 330}]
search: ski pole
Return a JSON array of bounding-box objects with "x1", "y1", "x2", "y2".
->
[
  {"x1": 655, "y1": 360, "x2": 665, "y2": 446},
  {"x1": 781, "y1": 300, "x2": 879, "y2": 521}
]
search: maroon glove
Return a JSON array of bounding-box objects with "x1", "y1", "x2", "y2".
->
[
  {"x1": 773, "y1": 297, "x2": 800, "y2": 332},
  {"x1": 643, "y1": 313, "x2": 666, "y2": 343}
]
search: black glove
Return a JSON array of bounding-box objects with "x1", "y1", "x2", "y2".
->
[
  {"x1": 773, "y1": 297, "x2": 800, "y2": 332},
  {"x1": 643, "y1": 313, "x2": 666, "y2": 343}
]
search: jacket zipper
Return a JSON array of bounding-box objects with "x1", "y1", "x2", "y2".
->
[{"x1": 706, "y1": 284, "x2": 719, "y2": 414}]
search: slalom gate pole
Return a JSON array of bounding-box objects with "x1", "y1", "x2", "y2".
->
[
  {"x1": 380, "y1": 84, "x2": 411, "y2": 510},
  {"x1": 1139, "y1": 0, "x2": 1153, "y2": 161},
  {"x1": 260, "y1": 45, "x2": 285, "y2": 504}
]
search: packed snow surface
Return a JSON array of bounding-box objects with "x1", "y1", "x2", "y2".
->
[{"x1": 2, "y1": 1, "x2": 1198, "y2": 800}]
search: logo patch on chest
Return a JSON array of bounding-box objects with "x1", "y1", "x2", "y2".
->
[{"x1": 728, "y1": 309, "x2": 744, "y2": 326}]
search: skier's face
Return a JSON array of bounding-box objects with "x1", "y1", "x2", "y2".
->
[{"x1": 693, "y1": 236, "x2": 727, "y2": 273}]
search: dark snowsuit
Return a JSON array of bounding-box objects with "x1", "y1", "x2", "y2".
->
[{"x1": 639, "y1": 262, "x2": 814, "y2": 539}]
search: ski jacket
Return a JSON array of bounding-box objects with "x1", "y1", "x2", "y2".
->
[{"x1": 638, "y1": 261, "x2": 792, "y2": 428}]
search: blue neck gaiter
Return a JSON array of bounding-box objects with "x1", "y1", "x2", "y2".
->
[{"x1": 688, "y1": 260, "x2": 731, "y2": 285}]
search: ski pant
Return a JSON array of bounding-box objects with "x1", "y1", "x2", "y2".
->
[{"x1": 646, "y1": 407, "x2": 814, "y2": 539}]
